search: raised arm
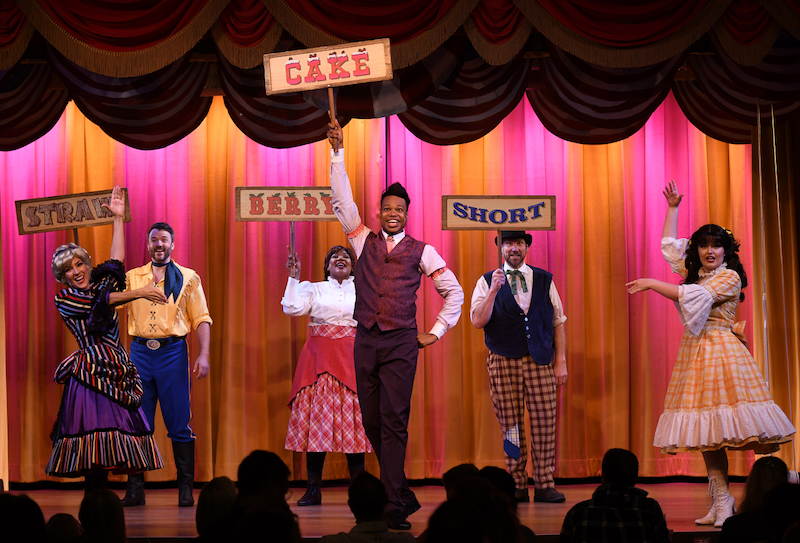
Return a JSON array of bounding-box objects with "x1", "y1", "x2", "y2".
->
[
  {"x1": 327, "y1": 120, "x2": 369, "y2": 257},
  {"x1": 106, "y1": 186, "x2": 127, "y2": 263},
  {"x1": 662, "y1": 180, "x2": 682, "y2": 239}
]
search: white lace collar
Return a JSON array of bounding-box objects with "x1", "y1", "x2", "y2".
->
[{"x1": 698, "y1": 262, "x2": 727, "y2": 278}]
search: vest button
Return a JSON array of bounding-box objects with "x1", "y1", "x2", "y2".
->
[
  {"x1": 527, "y1": 335, "x2": 530, "y2": 339},
  {"x1": 524, "y1": 317, "x2": 528, "y2": 322}
]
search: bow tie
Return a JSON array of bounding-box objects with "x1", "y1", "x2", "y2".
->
[{"x1": 505, "y1": 269, "x2": 528, "y2": 295}]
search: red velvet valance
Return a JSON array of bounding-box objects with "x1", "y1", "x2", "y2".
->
[{"x1": 3, "y1": 1, "x2": 800, "y2": 150}]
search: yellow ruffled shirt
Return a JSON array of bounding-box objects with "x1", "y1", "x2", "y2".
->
[{"x1": 125, "y1": 261, "x2": 212, "y2": 338}]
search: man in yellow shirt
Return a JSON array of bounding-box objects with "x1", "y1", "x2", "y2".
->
[{"x1": 121, "y1": 222, "x2": 212, "y2": 508}]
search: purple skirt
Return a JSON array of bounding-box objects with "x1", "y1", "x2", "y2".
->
[{"x1": 46, "y1": 379, "x2": 164, "y2": 477}]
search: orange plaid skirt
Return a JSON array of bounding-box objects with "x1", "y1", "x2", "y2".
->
[{"x1": 654, "y1": 322, "x2": 795, "y2": 454}]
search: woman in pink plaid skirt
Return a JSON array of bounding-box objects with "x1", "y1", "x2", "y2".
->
[
  {"x1": 281, "y1": 245, "x2": 372, "y2": 506},
  {"x1": 627, "y1": 181, "x2": 795, "y2": 528}
]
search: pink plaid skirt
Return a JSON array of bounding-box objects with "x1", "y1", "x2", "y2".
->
[{"x1": 285, "y1": 372, "x2": 372, "y2": 453}]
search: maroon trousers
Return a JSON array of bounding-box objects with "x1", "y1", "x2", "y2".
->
[{"x1": 353, "y1": 324, "x2": 419, "y2": 514}]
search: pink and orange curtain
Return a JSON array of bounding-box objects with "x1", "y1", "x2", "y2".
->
[{"x1": 3, "y1": 93, "x2": 796, "y2": 484}]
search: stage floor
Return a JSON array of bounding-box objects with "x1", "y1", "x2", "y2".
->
[{"x1": 14, "y1": 481, "x2": 734, "y2": 541}]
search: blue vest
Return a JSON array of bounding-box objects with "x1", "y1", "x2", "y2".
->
[{"x1": 482, "y1": 266, "x2": 555, "y2": 364}]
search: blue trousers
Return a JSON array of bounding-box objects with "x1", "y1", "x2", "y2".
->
[{"x1": 130, "y1": 339, "x2": 194, "y2": 442}]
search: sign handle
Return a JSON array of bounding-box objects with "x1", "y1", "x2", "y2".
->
[
  {"x1": 73, "y1": 228, "x2": 79, "y2": 247},
  {"x1": 497, "y1": 230, "x2": 503, "y2": 269},
  {"x1": 290, "y1": 221, "x2": 295, "y2": 261},
  {"x1": 328, "y1": 87, "x2": 338, "y2": 150}
]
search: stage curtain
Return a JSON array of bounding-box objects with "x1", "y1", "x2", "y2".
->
[
  {"x1": 465, "y1": 0, "x2": 532, "y2": 66},
  {"x1": 16, "y1": 0, "x2": 229, "y2": 76},
  {"x1": 750, "y1": 119, "x2": 800, "y2": 474},
  {"x1": 213, "y1": 0, "x2": 281, "y2": 69},
  {"x1": 4, "y1": 94, "x2": 797, "y2": 484},
  {"x1": 0, "y1": 0, "x2": 32, "y2": 70}
]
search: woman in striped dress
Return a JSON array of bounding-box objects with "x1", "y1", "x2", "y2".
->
[
  {"x1": 626, "y1": 181, "x2": 795, "y2": 528},
  {"x1": 46, "y1": 186, "x2": 165, "y2": 493},
  {"x1": 281, "y1": 245, "x2": 372, "y2": 506}
]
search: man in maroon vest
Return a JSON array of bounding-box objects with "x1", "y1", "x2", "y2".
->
[{"x1": 327, "y1": 121, "x2": 464, "y2": 530}]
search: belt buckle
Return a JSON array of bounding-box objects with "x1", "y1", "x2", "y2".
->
[{"x1": 146, "y1": 339, "x2": 161, "y2": 351}]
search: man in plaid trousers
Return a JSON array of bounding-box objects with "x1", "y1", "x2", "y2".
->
[{"x1": 470, "y1": 230, "x2": 568, "y2": 503}]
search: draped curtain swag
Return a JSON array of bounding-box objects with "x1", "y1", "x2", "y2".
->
[{"x1": 3, "y1": 1, "x2": 800, "y2": 150}]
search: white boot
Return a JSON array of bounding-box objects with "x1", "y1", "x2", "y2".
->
[
  {"x1": 695, "y1": 475, "x2": 735, "y2": 526},
  {"x1": 695, "y1": 477, "x2": 718, "y2": 525},
  {"x1": 714, "y1": 488, "x2": 736, "y2": 527}
]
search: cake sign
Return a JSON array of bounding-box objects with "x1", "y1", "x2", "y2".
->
[{"x1": 263, "y1": 39, "x2": 392, "y2": 95}]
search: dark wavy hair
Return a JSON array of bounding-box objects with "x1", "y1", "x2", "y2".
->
[
  {"x1": 738, "y1": 456, "x2": 789, "y2": 515},
  {"x1": 323, "y1": 245, "x2": 356, "y2": 279},
  {"x1": 684, "y1": 224, "x2": 748, "y2": 301}
]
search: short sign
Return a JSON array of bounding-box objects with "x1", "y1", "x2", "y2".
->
[
  {"x1": 16, "y1": 189, "x2": 131, "y2": 235},
  {"x1": 441, "y1": 195, "x2": 556, "y2": 231},
  {"x1": 235, "y1": 187, "x2": 338, "y2": 222},
  {"x1": 263, "y1": 39, "x2": 392, "y2": 95}
]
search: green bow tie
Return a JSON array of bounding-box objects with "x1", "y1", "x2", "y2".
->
[{"x1": 505, "y1": 269, "x2": 528, "y2": 295}]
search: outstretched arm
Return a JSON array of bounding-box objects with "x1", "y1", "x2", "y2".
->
[
  {"x1": 109, "y1": 278, "x2": 167, "y2": 306},
  {"x1": 662, "y1": 180, "x2": 682, "y2": 239},
  {"x1": 106, "y1": 186, "x2": 126, "y2": 263},
  {"x1": 626, "y1": 278, "x2": 679, "y2": 301}
]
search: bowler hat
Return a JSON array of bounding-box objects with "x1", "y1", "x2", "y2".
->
[{"x1": 495, "y1": 231, "x2": 532, "y2": 246}]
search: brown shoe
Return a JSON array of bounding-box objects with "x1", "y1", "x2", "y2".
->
[
  {"x1": 534, "y1": 487, "x2": 565, "y2": 503},
  {"x1": 514, "y1": 488, "x2": 530, "y2": 503}
]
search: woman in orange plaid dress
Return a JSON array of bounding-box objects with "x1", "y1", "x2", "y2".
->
[
  {"x1": 627, "y1": 181, "x2": 795, "y2": 528},
  {"x1": 281, "y1": 245, "x2": 372, "y2": 506}
]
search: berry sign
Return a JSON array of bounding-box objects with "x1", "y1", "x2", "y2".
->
[
  {"x1": 263, "y1": 39, "x2": 392, "y2": 95},
  {"x1": 235, "y1": 187, "x2": 339, "y2": 222}
]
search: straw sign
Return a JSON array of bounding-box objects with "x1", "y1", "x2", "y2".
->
[{"x1": 15, "y1": 189, "x2": 131, "y2": 235}]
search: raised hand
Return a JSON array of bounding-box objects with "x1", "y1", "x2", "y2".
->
[
  {"x1": 626, "y1": 279, "x2": 651, "y2": 294},
  {"x1": 327, "y1": 119, "x2": 342, "y2": 151},
  {"x1": 286, "y1": 247, "x2": 301, "y2": 280},
  {"x1": 104, "y1": 185, "x2": 126, "y2": 218},
  {"x1": 662, "y1": 180, "x2": 683, "y2": 208}
]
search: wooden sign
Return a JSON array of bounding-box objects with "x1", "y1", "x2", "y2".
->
[
  {"x1": 235, "y1": 187, "x2": 338, "y2": 222},
  {"x1": 263, "y1": 39, "x2": 392, "y2": 95},
  {"x1": 441, "y1": 195, "x2": 556, "y2": 231},
  {"x1": 16, "y1": 189, "x2": 131, "y2": 235}
]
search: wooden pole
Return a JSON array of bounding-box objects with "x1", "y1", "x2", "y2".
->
[
  {"x1": 73, "y1": 228, "x2": 79, "y2": 247},
  {"x1": 290, "y1": 221, "x2": 295, "y2": 262},
  {"x1": 328, "y1": 87, "x2": 337, "y2": 150},
  {"x1": 497, "y1": 229, "x2": 503, "y2": 269}
]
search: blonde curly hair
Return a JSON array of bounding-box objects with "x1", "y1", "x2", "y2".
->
[{"x1": 52, "y1": 243, "x2": 92, "y2": 284}]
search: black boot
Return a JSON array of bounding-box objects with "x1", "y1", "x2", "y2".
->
[
  {"x1": 172, "y1": 440, "x2": 195, "y2": 507},
  {"x1": 347, "y1": 453, "x2": 366, "y2": 481},
  {"x1": 121, "y1": 472, "x2": 146, "y2": 507},
  {"x1": 297, "y1": 474, "x2": 322, "y2": 506}
]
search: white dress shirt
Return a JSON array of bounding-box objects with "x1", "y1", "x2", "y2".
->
[{"x1": 281, "y1": 275, "x2": 357, "y2": 328}]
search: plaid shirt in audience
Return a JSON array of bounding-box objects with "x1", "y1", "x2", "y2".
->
[{"x1": 560, "y1": 484, "x2": 670, "y2": 543}]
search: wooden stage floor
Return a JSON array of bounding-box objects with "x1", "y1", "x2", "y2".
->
[{"x1": 14, "y1": 481, "x2": 735, "y2": 542}]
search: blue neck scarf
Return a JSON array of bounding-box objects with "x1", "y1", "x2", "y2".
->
[{"x1": 153, "y1": 261, "x2": 183, "y2": 302}]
